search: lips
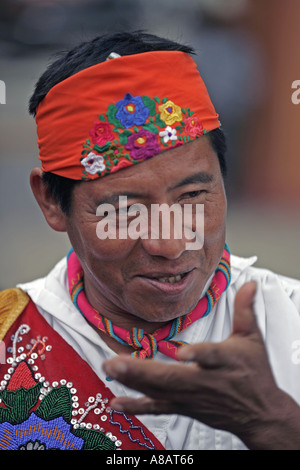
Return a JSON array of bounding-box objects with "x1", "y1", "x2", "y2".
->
[
  {"x1": 141, "y1": 267, "x2": 192, "y2": 284},
  {"x1": 157, "y1": 273, "x2": 185, "y2": 284},
  {"x1": 136, "y1": 268, "x2": 196, "y2": 295}
]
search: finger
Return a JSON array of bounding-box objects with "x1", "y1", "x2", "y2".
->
[
  {"x1": 178, "y1": 341, "x2": 227, "y2": 368},
  {"x1": 103, "y1": 354, "x2": 199, "y2": 398},
  {"x1": 232, "y1": 281, "x2": 260, "y2": 336},
  {"x1": 109, "y1": 395, "x2": 177, "y2": 416}
]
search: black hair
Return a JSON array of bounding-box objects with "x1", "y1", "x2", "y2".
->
[{"x1": 30, "y1": 31, "x2": 227, "y2": 215}]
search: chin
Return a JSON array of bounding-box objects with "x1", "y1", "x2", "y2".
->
[{"x1": 133, "y1": 293, "x2": 202, "y2": 324}]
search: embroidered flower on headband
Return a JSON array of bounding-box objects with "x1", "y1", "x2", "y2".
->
[
  {"x1": 115, "y1": 93, "x2": 150, "y2": 128},
  {"x1": 81, "y1": 152, "x2": 106, "y2": 175},
  {"x1": 158, "y1": 100, "x2": 183, "y2": 126},
  {"x1": 80, "y1": 94, "x2": 208, "y2": 179}
]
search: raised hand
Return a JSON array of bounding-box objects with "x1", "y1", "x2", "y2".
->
[{"x1": 103, "y1": 282, "x2": 300, "y2": 449}]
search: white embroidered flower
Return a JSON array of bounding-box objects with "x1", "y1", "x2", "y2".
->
[
  {"x1": 81, "y1": 152, "x2": 106, "y2": 175},
  {"x1": 159, "y1": 126, "x2": 178, "y2": 144}
]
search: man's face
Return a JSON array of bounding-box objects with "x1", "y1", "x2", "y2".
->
[{"x1": 65, "y1": 136, "x2": 227, "y2": 326}]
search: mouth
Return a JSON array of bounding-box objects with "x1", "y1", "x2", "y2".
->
[
  {"x1": 137, "y1": 268, "x2": 196, "y2": 295},
  {"x1": 154, "y1": 272, "x2": 187, "y2": 284}
]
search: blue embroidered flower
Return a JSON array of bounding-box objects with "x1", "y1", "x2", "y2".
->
[
  {"x1": 115, "y1": 93, "x2": 150, "y2": 128},
  {"x1": 0, "y1": 413, "x2": 85, "y2": 450}
]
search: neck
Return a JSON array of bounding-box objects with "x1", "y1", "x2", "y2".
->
[{"x1": 67, "y1": 245, "x2": 231, "y2": 360}]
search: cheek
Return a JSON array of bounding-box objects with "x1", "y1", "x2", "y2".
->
[
  {"x1": 67, "y1": 211, "x2": 136, "y2": 262},
  {"x1": 203, "y1": 192, "x2": 227, "y2": 241}
]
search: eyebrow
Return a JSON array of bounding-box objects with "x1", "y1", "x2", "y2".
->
[
  {"x1": 167, "y1": 171, "x2": 215, "y2": 191},
  {"x1": 97, "y1": 192, "x2": 144, "y2": 206}
]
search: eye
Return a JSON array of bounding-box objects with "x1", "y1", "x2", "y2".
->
[
  {"x1": 183, "y1": 190, "x2": 206, "y2": 199},
  {"x1": 187, "y1": 190, "x2": 202, "y2": 198},
  {"x1": 177, "y1": 189, "x2": 207, "y2": 204}
]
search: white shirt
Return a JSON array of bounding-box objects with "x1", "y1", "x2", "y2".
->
[{"x1": 18, "y1": 254, "x2": 300, "y2": 450}]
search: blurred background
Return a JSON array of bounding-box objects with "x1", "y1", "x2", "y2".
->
[{"x1": 0, "y1": 0, "x2": 299, "y2": 289}]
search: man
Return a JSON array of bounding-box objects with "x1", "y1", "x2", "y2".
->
[{"x1": 0, "y1": 31, "x2": 299, "y2": 451}]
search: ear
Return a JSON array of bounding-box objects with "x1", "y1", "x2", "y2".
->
[{"x1": 30, "y1": 168, "x2": 67, "y2": 232}]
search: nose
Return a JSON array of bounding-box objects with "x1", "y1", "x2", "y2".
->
[{"x1": 141, "y1": 236, "x2": 187, "y2": 259}]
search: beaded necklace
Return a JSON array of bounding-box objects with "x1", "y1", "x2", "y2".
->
[{"x1": 67, "y1": 244, "x2": 231, "y2": 360}]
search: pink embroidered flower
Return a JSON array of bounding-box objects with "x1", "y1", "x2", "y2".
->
[
  {"x1": 110, "y1": 159, "x2": 133, "y2": 173},
  {"x1": 184, "y1": 116, "x2": 204, "y2": 138},
  {"x1": 89, "y1": 121, "x2": 114, "y2": 146},
  {"x1": 125, "y1": 130, "x2": 161, "y2": 160}
]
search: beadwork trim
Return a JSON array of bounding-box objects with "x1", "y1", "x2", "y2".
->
[{"x1": 0, "y1": 319, "x2": 162, "y2": 450}]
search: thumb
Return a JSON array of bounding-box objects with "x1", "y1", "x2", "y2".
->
[{"x1": 232, "y1": 281, "x2": 259, "y2": 336}]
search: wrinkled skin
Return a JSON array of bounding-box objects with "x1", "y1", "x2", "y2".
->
[
  {"x1": 103, "y1": 282, "x2": 300, "y2": 450},
  {"x1": 30, "y1": 136, "x2": 300, "y2": 450}
]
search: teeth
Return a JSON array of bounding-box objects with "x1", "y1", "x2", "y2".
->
[{"x1": 157, "y1": 274, "x2": 183, "y2": 284}]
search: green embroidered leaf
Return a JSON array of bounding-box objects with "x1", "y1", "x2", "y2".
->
[
  {"x1": 142, "y1": 96, "x2": 156, "y2": 116},
  {"x1": 106, "y1": 104, "x2": 123, "y2": 128},
  {"x1": 133, "y1": 126, "x2": 139, "y2": 133},
  {"x1": 98, "y1": 114, "x2": 106, "y2": 121},
  {"x1": 73, "y1": 428, "x2": 116, "y2": 450},
  {"x1": 154, "y1": 96, "x2": 160, "y2": 103},
  {"x1": 93, "y1": 142, "x2": 111, "y2": 153},
  {"x1": 0, "y1": 406, "x2": 11, "y2": 423},
  {"x1": 119, "y1": 130, "x2": 132, "y2": 145},
  {"x1": 0, "y1": 383, "x2": 42, "y2": 425},
  {"x1": 154, "y1": 117, "x2": 166, "y2": 128},
  {"x1": 142, "y1": 123, "x2": 158, "y2": 134},
  {"x1": 162, "y1": 97, "x2": 168, "y2": 104},
  {"x1": 182, "y1": 108, "x2": 186, "y2": 114},
  {"x1": 35, "y1": 386, "x2": 72, "y2": 423}
]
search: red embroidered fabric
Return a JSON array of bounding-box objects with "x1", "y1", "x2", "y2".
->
[{"x1": 0, "y1": 299, "x2": 165, "y2": 450}]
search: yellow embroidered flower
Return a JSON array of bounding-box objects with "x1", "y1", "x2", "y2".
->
[{"x1": 158, "y1": 100, "x2": 182, "y2": 125}]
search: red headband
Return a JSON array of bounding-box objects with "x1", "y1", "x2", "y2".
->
[{"x1": 36, "y1": 51, "x2": 220, "y2": 180}]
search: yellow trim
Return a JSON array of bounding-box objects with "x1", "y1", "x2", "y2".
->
[{"x1": 0, "y1": 288, "x2": 30, "y2": 341}]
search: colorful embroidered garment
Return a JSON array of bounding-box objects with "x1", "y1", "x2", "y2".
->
[
  {"x1": 35, "y1": 51, "x2": 220, "y2": 180},
  {"x1": 68, "y1": 244, "x2": 231, "y2": 360},
  {"x1": 0, "y1": 295, "x2": 165, "y2": 450}
]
